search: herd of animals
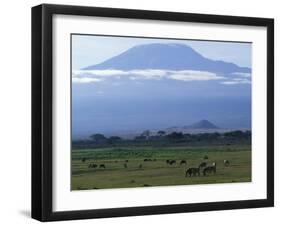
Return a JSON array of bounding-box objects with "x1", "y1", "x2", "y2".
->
[{"x1": 85, "y1": 156, "x2": 231, "y2": 177}]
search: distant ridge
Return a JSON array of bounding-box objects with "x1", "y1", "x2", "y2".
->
[{"x1": 184, "y1": 120, "x2": 219, "y2": 129}]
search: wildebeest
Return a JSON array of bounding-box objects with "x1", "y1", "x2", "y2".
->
[
  {"x1": 203, "y1": 162, "x2": 216, "y2": 176},
  {"x1": 139, "y1": 164, "x2": 142, "y2": 169},
  {"x1": 169, "y1": 160, "x2": 176, "y2": 165},
  {"x1": 224, "y1": 160, "x2": 230, "y2": 166},
  {"x1": 185, "y1": 167, "x2": 200, "y2": 177},
  {"x1": 99, "y1": 164, "x2": 106, "y2": 169},
  {"x1": 166, "y1": 160, "x2": 170, "y2": 164},
  {"x1": 144, "y1": 158, "x2": 152, "y2": 162},
  {"x1": 82, "y1": 157, "x2": 87, "y2": 163},
  {"x1": 180, "y1": 160, "x2": 187, "y2": 165},
  {"x1": 198, "y1": 162, "x2": 207, "y2": 168},
  {"x1": 124, "y1": 163, "x2": 127, "y2": 168},
  {"x1": 203, "y1": 155, "x2": 208, "y2": 160},
  {"x1": 88, "y1": 163, "x2": 97, "y2": 168},
  {"x1": 125, "y1": 160, "x2": 129, "y2": 163}
]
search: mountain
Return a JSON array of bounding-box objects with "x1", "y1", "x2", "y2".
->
[
  {"x1": 72, "y1": 43, "x2": 251, "y2": 136},
  {"x1": 83, "y1": 43, "x2": 251, "y2": 74},
  {"x1": 184, "y1": 120, "x2": 219, "y2": 129}
]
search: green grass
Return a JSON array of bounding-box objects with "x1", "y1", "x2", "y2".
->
[{"x1": 71, "y1": 144, "x2": 251, "y2": 190}]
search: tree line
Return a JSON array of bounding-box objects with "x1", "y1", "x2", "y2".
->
[{"x1": 72, "y1": 130, "x2": 251, "y2": 149}]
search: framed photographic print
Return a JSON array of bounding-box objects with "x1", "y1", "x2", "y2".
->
[{"x1": 32, "y1": 4, "x2": 274, "y2": 221}]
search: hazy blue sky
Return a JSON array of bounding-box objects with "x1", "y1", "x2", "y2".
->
[{"x1": 72, "y1": 35, "x2": 252, "y2": 70}]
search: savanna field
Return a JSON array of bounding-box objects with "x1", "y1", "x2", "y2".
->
[{"x1": 71, "y1": 144, "x2": 251, "y2": 190}]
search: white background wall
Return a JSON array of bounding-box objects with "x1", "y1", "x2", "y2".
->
[{"x1": 0, "y1": 0, "x2": 279, "y2": 225}]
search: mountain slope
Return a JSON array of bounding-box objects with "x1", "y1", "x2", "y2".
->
[
  {"x1": 184, "y1": 120, "x2": 219, "y2": 129},
  {"x1": 83, "y1": 43, "x2": 251, "y2": 74}
]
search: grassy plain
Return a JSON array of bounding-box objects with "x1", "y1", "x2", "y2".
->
[{"x1": 71, "y1": 144, "x2": 251, "y2": 190}]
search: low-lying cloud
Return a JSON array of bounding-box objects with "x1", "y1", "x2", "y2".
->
[
  {"x1": 73, "y1": 69, "x2": 226, "y2": 83},
  {"x1": 232, "y1": 72, "x2": 251, "y2": 78},
  {"x1": 221, "y1": 78, "x2": 251, "y2": 85},
  {"x1": 170, "y1": 71, "x2": 225, "y2": 81},
  {"x1": 72, "y1": 77, "x2": 103, "y2": 83},
  {"x1": 72, "y1": 69, "x2": 251, "y2": 85}
]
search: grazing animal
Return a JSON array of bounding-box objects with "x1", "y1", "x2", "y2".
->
[
  {"x1": 82, "y1": 157, "x2": 87, "y2": 163},
  {"x1": 143, "y1": 159, "x2": 152, "y2": 162},
  {"x1": 124, "y1": 163, "x2": 127, "y2": 168},
  {"x1": 166, "y1": 160, "x2": 170, "y2": 164},
  {"x1": 99, "y1": 164, "x2": 106, "y2": 169},
  {"x1": 125, "y1": 160, "x2": 129, "y2": 163},
  {"x1": 139, "y1": 164, "x2": 142, "y2": 169},
  {"x1": 180, "y1": 160, "x2": 187, "y2": 165},
  {"x1": 203, "y1": 162, "x2": 216, "y2": 176},
  {"x1": 185, "y1": 168, "x2": 200, "y2": 177},
  {"x1": 169, "y1": 160, "x2": 176, "y2": 165},
  {"x1": 224, "y1": 160, "x2": 230, "y2": 166},
  {"x1": 203, "y1": 155, "x2": 209, "y2": 160},
  {"x1": 88, "y1": 163, "x2": 97, "y2": 168},
  {"x1": 144, "y1": 158, "x2": 152, "y2": 162},
  {"x1": 199, "y1": 162, "x2": 207, "y2": 168}
]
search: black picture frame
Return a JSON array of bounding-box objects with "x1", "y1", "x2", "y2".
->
[{"x1": 32, "y1": 3, "x2": 274, "y2": 222}]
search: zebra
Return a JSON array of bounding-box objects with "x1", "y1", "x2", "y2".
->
[
  {"x1": 198, "y1": 162, "x2": 207, "y2": 169},
  {"x1": 224, "y1": 160, "x2": 230, "y2": 166},
  {"x1": 203, "y1": 162, "x2": 216, "y2": 176},
  {"x1": 169, "y1": 160, "x2": 176, "y2": 165},
  {"x1": 180, "y1": 160, "x2": 187, "y2": 165},
  {"x1": 185, "y1": 167, "x2": 200, "y2": 177}
]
